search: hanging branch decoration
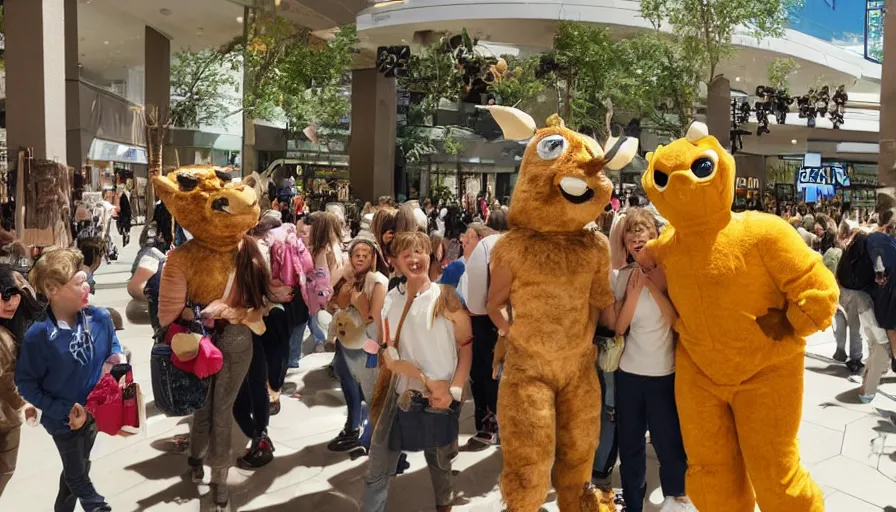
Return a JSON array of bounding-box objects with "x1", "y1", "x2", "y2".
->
[
  {"x1": 144, "y1": 105, "x2": 170, "y2": 222},
  {"x1": 749, "y1": 84, "x2": 848, "y2": 134},
  {"x1": 376, "y1": 46, "x2": 411, "y2": 78}
]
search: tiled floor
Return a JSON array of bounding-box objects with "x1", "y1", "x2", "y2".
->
[{"x1": 2, "y1": 230, "x2": 896, "y2": 511}]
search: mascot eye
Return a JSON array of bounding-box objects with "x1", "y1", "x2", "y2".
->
[
  {"x1": 536, "y1": 135, "x2": 567, "y2": 160},
  {"x1": 176, "y1": 173, "x2": 199, "y2": 191},
  {"x1": 690, "y1": 158, "x2": 715, "y2": 179},
  {"x1": 211, "y1": 197, "x2": 230, "y2": 213},
  {"x1": 215, "y1": 170, "x2": 233, "y2": 182}
]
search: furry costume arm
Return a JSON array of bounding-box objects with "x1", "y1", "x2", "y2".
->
[
  {"x1": 158, "y1": 251, "x2": 188, "y2": 328},
  {"x1": 758, "y1": 215, "x2": 839, "y2": 338},
  {"x1": 590, "y1": 232, "x2": 614, "y2": 310}
]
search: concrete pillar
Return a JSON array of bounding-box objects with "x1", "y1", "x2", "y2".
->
[
  {"x1": 879, "y1": 0, "x2": 896, "y2": 187},
  {"x1": 145, "y1": 27, "x2": 171, "y2": 126},
  {"x1": 6, "y1": 0, "x2": 68, "y2": 165},
  {"x1": 706, "y1": 76, "x2": 731, "y2": 150},
  {"x1": 349, "y1": 68, "x2": 397, "y2": 202},
  {"x1": 64, "y1": 0, "x2": 83, "y2": 169}
]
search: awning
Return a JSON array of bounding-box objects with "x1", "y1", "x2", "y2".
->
[{"x1": 87, "y1": 138, "x2": 148, "y2": 165}]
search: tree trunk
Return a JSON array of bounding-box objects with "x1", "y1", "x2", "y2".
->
[{"x1": 242, "y1": 112, "x2": 257, "y2": 177}]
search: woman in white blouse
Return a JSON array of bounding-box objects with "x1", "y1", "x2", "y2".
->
[{"x1": 604, "y1": 208, "x2": 693, "y2": 512}]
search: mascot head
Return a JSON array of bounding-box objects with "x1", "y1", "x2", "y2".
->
[
  {"x1": 641, "y1": 122, "x2": 735, "y2": 232},
  {"x1": 481, "y1": 106, "x2": 638, "y2": 232},
  {"x1": 153, "y1": 166, "x2": 260, "y2": 247}
]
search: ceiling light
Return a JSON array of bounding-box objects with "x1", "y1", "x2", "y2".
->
[
  {"x1": 237, "y1": 16, "x2": 244, "y2": 23},
  {"x1": 103, "y1": 41, "x2": 109, "y2": 45},
  {"x1": 735, "y1": 77, "x2": 741, "y2": 82},
  {"x1": 791, "y1": 139, "x2": 798, "y2": 144},
  {"x1": 160, "y1": 8, "x2": 172, "y2": 16}
]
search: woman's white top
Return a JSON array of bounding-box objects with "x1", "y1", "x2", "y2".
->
[
  {"x1": 384, "y1": 283, "x2": 457, "y2": 395},
  {"x1": 614, "y1": 266, "x2": 675, "y2": 377}
]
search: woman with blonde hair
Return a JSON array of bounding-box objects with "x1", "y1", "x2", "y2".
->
[{"x1": 602, "y1": 208, "x2": 693, "y2": 511}]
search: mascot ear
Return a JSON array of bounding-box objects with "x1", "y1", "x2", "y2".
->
[
  {"x1": 645, "y1": 151, "x2": 654, "y2": 164},
  {"x1": 602, "y1": 136, "x2": 640, "y2": 171},
  {"x1": 686, "y1": 121, "x2": 710, "y2": 143},
  {"x1": 477, "y1": 105, "x2": 537, "y2": 140}
]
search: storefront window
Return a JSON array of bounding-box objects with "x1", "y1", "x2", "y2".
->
[{"x1": 866, "y1": 0, "x2": 885, "y2": 63}]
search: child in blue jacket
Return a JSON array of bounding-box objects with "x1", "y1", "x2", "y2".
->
[{"x1": 16, "y1": 249, "x2": 121, "y2": 512}]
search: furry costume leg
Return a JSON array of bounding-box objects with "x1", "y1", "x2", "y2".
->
[
  {"x1": 551, "y1": 360, "x2": 611, "y2": 512},
  {"x1": 733, "y1": 352, "x2": 824, "y2": 512},
  {"x1": 675, "y1": 349, "x2": 754, "y2": 512},
  {"x1": 498, "y1": 370, "x2": 555, "y2": 512}
]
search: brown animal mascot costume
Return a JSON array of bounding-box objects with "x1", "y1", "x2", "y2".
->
[
  {"x1": 482, "y1": 106, "x2": 638, "y2": 512},
  {"x1": 153, "y1": 165, "x2": 264, "y2": 510},
  {"x1": 637, "y1": 122, "x2": 837, "y2": 512}
]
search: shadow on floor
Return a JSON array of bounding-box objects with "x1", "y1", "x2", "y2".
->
[
  {"x1": 805, "y1": 363, "x2": 851, "y2": 379},
  {"x1": 291, "y1": 366, "x2": 344, "y2": 409},
  {"x1": 124, "y1": 451, "x2": 202, "y2": 511},
  {"x1": 229, "y1": 440, "x2": 345, "y2": 510}
]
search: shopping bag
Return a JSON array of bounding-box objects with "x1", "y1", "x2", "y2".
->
[
  {"x1": 120, "y1": 371, "x2": 145, "y2": 435},
  {"x1": 86, "y1": 373, "x2": 124, "y2": 435}
]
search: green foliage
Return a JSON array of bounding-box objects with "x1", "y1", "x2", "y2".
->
[
  {"x1": 640, "y1": 0, "x2": 804, "y2": 84},
  {"x1": 278, "y1": 25, "x2": 358, "y2": 131},
  {"x1": 487, "y1": 55, "x2": 545, "y2": 108},
  {"x1": 541, "y1": 22, "x2": 701, "y2": 138},
  {"x1": 168, "y1": 16, "x2": 357, "y2": 131},
  {"x1": 613, "y1": 33, "x2": 703, "y2": 137},
  {"x1": 399, "y1": 40, "x2": 464, "y2": 119},
  {"x1": 429, "y1": 182, "x2": 456, "y2": 206},
  {"x1": 169, "y1": 46, "x2": 241, "y2": 128},
  {"x1": 538, "y1": 22, "x2": 619, "y2": 138},
  {"x1": 767, "y1": 57, "x2": 799, "y2": 90}
]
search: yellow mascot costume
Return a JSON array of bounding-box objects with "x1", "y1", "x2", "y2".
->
[
  {"x1": 639, "y1": 121, "x2": 836, "y2": 512},
  {"x1": 482, "y1": 106, "x2": 637, "y2": 512}
]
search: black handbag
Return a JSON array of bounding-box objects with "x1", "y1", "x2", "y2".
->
[
  {"x1": 150, "y1": 343, "x2": 211, "y2": 417},
  {"x1": 383, "y1": 289, "x2": 461, "y2": 452},
  {"x1": 389, "y1": 391, "x2": 460, "y2": 451}
]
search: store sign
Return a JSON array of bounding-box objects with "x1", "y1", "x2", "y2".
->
[
  {"x1": 797, "y1": 164, "x2": 850, "y2": 187},
  {"x1": 87, "y1": 139, "x2": 148, "y2": 165}
]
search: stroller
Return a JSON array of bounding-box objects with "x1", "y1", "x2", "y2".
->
[{"x1": 76, "y1": 199, "x2": 118, "y2": 263}]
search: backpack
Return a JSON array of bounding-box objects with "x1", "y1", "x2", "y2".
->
[
  {"x1": 837, "y1": 237, "x2": 874, "y2": 291},
  {"x1": 304, "y1": 250, "x2": 333, "y2": 314}
]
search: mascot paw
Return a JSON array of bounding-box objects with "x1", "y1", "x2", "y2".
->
[
  {"x1": 580, "y1": 483, "x2": 615, "y2": 512},
  {"x1": 756, "y1": 308, "x2": 794, "y2": 341}
]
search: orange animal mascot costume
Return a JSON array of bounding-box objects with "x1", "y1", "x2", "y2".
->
[
  {"x1": 482, "y1": 106, "x2": 637, "y2": 512},
  {"x1": 639, "y1": 122, "x2": 836, "y2": 512}
]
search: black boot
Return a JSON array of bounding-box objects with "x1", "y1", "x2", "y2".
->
[
  {"x1": 326, "y1": 428, "x2": 361, "y2": 452},
  {"x1": 846, "y1": 359, "x2": 865, "y2": 375},
  {"x1": 188, "y1": 457, "x2": 204, "y2": 484},
  {"x1": 237, "y1": 435, "x2": 275, "y2": 469}
]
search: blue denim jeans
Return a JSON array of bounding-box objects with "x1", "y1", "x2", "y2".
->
[
  {"x1": 51, "y1": 417, "x2": 109, "y2": 512},
  {"x1": 593, "y1": 368, "x2": 618, "y2": 485},
  {"x1": 616, "y1": 371, "x2": 687, "y2": 512},
  {"x1": 288, "y1": 321, "x2": 308, "y2": 367},
  {"x1": 333, "y1": 343, "x2": 378, "y2": 449}
]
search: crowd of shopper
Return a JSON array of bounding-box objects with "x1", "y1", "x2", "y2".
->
[{"x1": 3, "y1": 174, "x2": 896, "y2": 512}]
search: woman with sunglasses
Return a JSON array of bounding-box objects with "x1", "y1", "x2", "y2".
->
[{"x1": 0, "y1": 266, "x2": 45, "y2": 496}]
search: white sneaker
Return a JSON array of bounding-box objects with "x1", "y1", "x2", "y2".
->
[{"x1": 659, "y1": 496, "x2": 698, "y2": 512}]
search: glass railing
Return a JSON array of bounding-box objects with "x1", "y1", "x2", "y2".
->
[{"x1": 787, "y1": 0, "x2": 883, "y2": 63}]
